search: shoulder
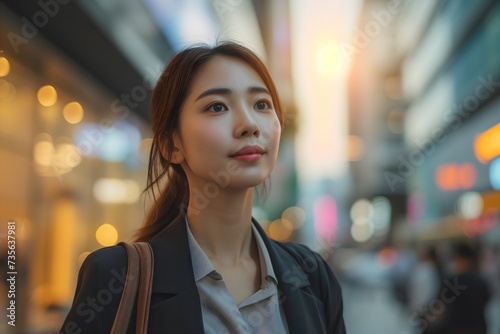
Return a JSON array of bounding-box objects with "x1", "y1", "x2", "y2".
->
[
  {"x1": 60, "y1": 245, "x2": 131, "y2": 334},
  {"x1": 82, "y1": 245, "x2": 128, "y2": 270},
  {"x1": 272, "y1": 240, "x2": 340, "y2": 289},
  {"x1": 78, "y1": 245, "x2": 128, "y2": 283},
  {"x1": 274, "y1": 240, "x2": 327, "y2": 273},
  {"x1": 272, "y1": 240, "x2": 346, "y2": 332},
  {"x1": 275, "y1": 241, "x2": 318, "y2": 260}
]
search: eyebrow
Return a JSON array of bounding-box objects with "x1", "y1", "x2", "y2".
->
[{"x1": 195, "y1": 86, "x2": 271, "y2": 101}]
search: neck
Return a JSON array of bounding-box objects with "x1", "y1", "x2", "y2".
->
[{"x1": 185, "y1": 186, "x2": 255, "y2": 265}]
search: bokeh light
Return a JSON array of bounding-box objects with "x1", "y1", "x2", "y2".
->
[
  {"x1": 34, "y1": 141, "x2": 55, "y2": 167},
  {"x1": 268, "y1": 219, "x2": 293, "y2": 241},
  {"x1": 350, "y1": 198, "x2": 372, "y2": 223},
  {"x1": 63, "y1": 102, "x2": 84, "y2": 124},
  {"x1": 316, "y1": 43, "x2": 344, "y2": 76},
  {"x1": 490, "y1": 158, "x2": 500, "y2": 190},
  {"x1": 95, "y1": 224, "x2": 118, "y2": 246},
  {"x1": 457, "y1": 191, "x2": 483, "y2": 219},
  {"x1": 37, "y1": 85, "x2": 58, "y2": 106},
  {"x1": 0, "y1": 57, "x2": 10, "y2": 77},
  {"x1": 314, "y1": 195, "x2": 338, "y2": 240},
  {"x1": 351, "y1": 223, "x2": 374, "y2": 243},
  {"x1": 281, "y1": 206, "x2": 306, "y2": 229},
  {"x1": 377, "y1": 247, "x2": 398, "y2": 268},
  {"x1": 93, "y1": 178, "x2": 141, "y2": 204},
  {"x1": 474, "y1": 122, "x2": 500, "y2": 163}
]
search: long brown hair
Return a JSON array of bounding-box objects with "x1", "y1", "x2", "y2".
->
[{"x1": 134, "y1": 42, "x2": 285, "y2": 242}]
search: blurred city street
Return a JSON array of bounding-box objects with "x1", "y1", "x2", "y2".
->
[
  {"x1": 1, "y1": 0, "x2": 500, "y2": 333},
  {"x1": 343, "y1": 280, "x2": 412, "y2": 334}
]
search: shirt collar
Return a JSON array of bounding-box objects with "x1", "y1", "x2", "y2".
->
[{"x1": 185, "y1": 215, "x2": 277, "y2": 287}]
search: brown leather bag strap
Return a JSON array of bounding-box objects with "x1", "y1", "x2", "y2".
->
[
  {"x1": 110, "y1": 241, "x2": 154, "y2": 334},
  {"x1": 133, "y1": 242, "x2": 154, "y2": 333},
  {"x1": 110, "y1": 242, "x2": 140, "y2": 334}
]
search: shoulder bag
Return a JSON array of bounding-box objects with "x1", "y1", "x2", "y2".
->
[{"x1": 110, "y1": 241, "x2": 154, "y2": 334}]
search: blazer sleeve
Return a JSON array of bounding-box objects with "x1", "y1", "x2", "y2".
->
[
  {"x1": 59, "y1": 246, "x2": 133, "y2": 334},
  {"x1": 287, "y1": 243, "x2": 346, "y2": 334}
]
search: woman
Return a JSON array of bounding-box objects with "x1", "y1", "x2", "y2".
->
[{"x1": 61, "y1": 42, "x2": 346, "y2": 334}]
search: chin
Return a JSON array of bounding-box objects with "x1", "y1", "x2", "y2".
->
[{"x1": 228, "y1": 172, "x2": 270, "y2": 189}]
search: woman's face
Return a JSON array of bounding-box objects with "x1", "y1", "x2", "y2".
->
[{"x1": 173, "y1": 55, "x2": 281, "y2": 190}]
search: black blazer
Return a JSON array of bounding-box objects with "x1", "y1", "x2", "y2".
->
[{"x1": 60, "y1": 214, "x2": 346, "y2": 333}]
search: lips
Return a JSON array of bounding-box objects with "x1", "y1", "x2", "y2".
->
[
  {"x1": 229, "y1": 145, "x2": 265, "y2": 157},
  {"x1": 229, "y1": 145, "x2": 265, "y2": 162}
]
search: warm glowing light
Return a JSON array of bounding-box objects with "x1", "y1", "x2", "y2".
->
[
  {"x1": 436, "y1": 163, "x2": 477, "y2": 191},
  {"x1": 347, "y1": 135, "x2": 364, "y2": 161},
  {"x1": 436, "y1": 164, "x2": 458, "y2": 191},
  {"x1": 32, "y1": 285, "x2": 50, "y2": 305},
  {"x1": 37, "y1": 85, "x2": 57, "y2": 106},
  {"x1": 474, "y1": 123, "x2": 500, "y2": 163},
  {"x1": 63, "y1": 102, "x2": 84, "y2": 124},
  {"x1": 316, "y1": 43, "x2": 343, "y2": 76},
  {"x1": 34, "y1": 141, "x2": 55, "y2": 166},
  {"x1": 93, "y1": 178, "x2": 141, "y2": 204},
  {"x1": 268, "y1": 219, "x2": 293, "y2": 241},
  {"x1": 51, "y1": 197, "x2": 79, "y2": 304},
  {"x1": 55, "y1": 143, "x2": 82, "y2": 168},
  {"x1": 481, "y1": 191, "x2": 500, "y2": 212},
  {"x1": 95, "y1": 224, "x2": 118, "y2": 246},
  {"x1": 0, "y1": 57, "x2": 10, "y2": 77},
  {"x1": 458, "y1": 163, "x2": 476, "y2": 189},
  {"x1": 377, "y1": 247, "x2": 398, "y2": 268},
  {"x1": 281, "y1": 206, "x2": 306, "y2": 229}
]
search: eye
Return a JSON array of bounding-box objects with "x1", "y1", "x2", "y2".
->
[
  {"x1": 206, "y1": 102, "x2": 228, "y2": 113},
  {"x1": 254, "y1": 100, "x2": 271, "y2": 110}
]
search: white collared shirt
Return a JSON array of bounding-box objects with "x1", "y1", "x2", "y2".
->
[{"x1": 185, "y1": 217, "x2": 289, "y2": 334}]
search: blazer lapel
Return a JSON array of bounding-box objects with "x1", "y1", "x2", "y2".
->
[
  {"x1": 252, "y1": 219, "x2": 328, "y2": 334},
  {"x1": 147, "y1": 214, "x2": 205, "y2": 333},
  {"x1": 144, "y1": 214, "x2": 327, "y2": 334}
]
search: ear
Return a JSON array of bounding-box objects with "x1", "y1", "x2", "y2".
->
[
  {"x1": 159, "y1": 134, "x2": 185, "y2": 164},
  {"x1": 171, "y1": 133, "x2": 185, "y2": 164}
]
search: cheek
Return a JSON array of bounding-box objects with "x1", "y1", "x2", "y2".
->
[
  {"x1": 260, "y1": 115, "x2": 281, "y2": 150},
  {"x1": 181, "y1": 120, "x2": 227, "y2": 156}
]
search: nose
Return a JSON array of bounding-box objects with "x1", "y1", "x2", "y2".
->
[{"x1": 233, "y1": 105, "x2": 260, "y2": 138}]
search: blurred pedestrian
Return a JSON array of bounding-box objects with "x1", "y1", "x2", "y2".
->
[
  {"x1": 408, "y1": 246, "x2": 442, "y2": 314},
  {"x1": 60, "y1": 41, "x2": 346, "y2": 333},
  {"x1": 424, "y1": 243, "x2": 490, "y2": 334}
]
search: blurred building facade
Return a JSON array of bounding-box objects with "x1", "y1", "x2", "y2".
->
[
  {"x1": 347, "y1": 0, "x2": 500, "y2": 332},
  {"x1": 0, "y1": 1, "x2": 164, "y2": 331},
  {"x1": 0, "y1": 1, "x2": 303, "y2": 332},
  {"x1": 348, "y1": 0, "x2": 500, "y2": 249}
]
